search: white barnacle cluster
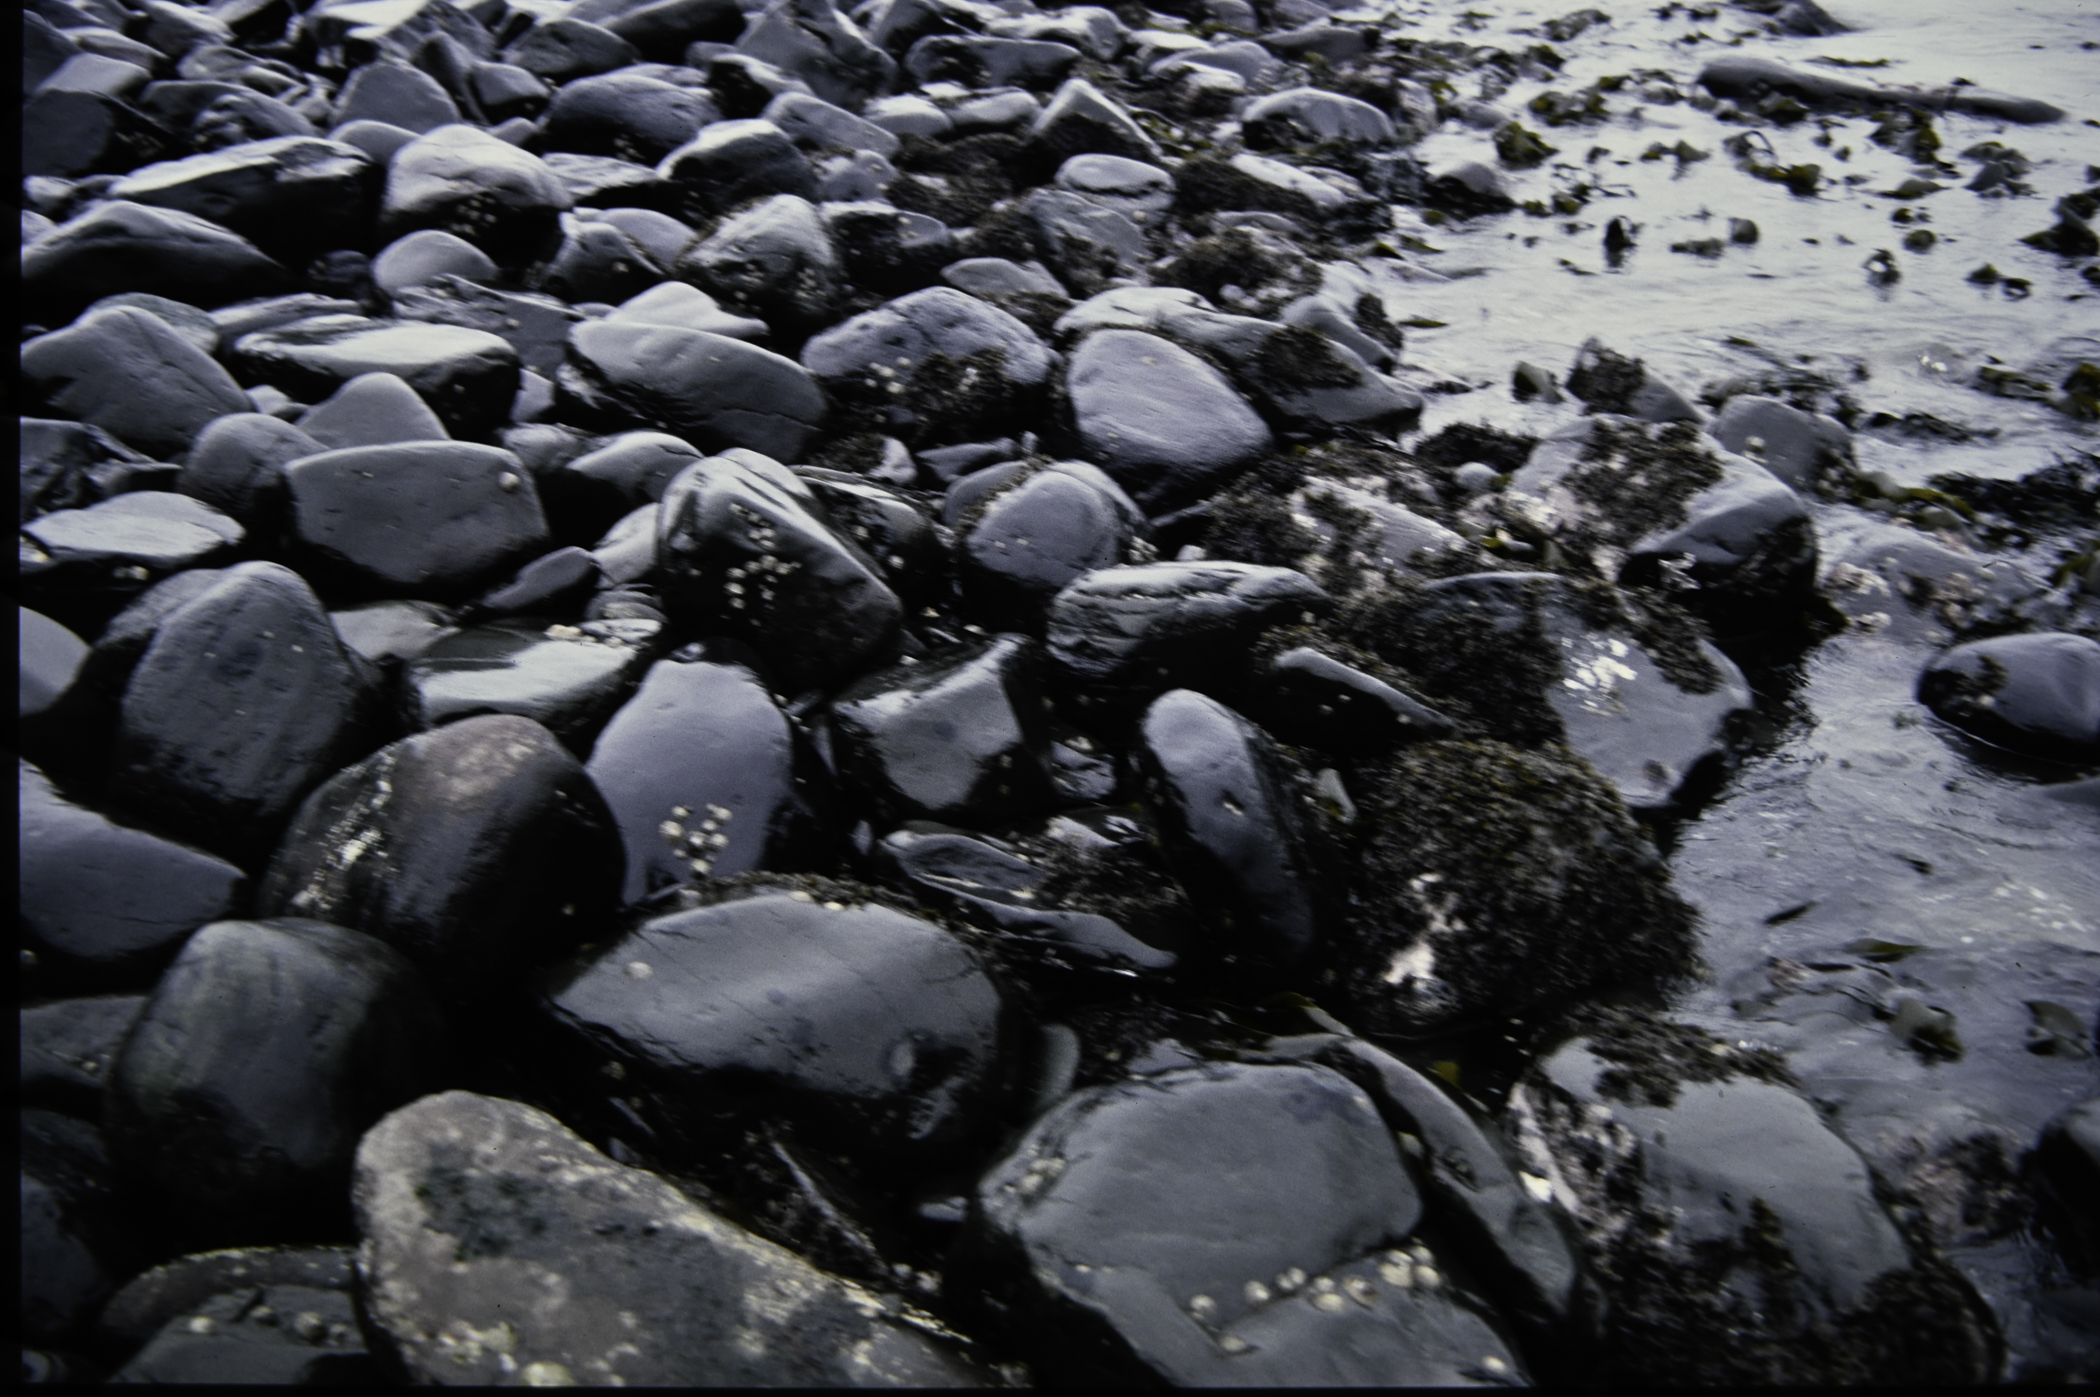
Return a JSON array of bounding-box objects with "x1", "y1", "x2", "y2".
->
[{"x1": 659, "y1": 803, "x2": 734, "y2": 877}]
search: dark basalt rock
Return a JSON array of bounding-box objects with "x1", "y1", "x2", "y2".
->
[
  {"x1": 389, "y1": 275, "x2": 584, "y2": 378},
  {"x1": 737, "y1": 0, "x2": 896, "y2": 111},
  {"x1": 956, "y1": 459, "x2": 1145, "y2": 624},
  {"x1": 103, "y1": 917, "x2": 445, "y2": 1233},
  {"x1": 20, "y1": 417, "x2": 156, "y2": 526},
  {"x1": 791, "y1": 466, "x2": 945, "y2": 608},
  {"x1": 256, "y1": 714, "x2": 622, "y2": 995},
  {"x1": 821, "y1": 201, "x2": 956, "y2": 295},
  {"x1": 1707, "y1": 393, "x2": 1853, "y2": 493},
  {"x1": 334, "y1": 58, "x2": 461, "y2": 133},
  {"x1": 20, "y1": 493, "x2": 246, "y2": 635},
  {"x1": 21, "y1": 1109, "x2": 144, "y2": 1348},
  {"x1": 538, "y1": 430, "x2": 701, "y2": 543},
  {"x1": 98, "y1": 1245, "x2": 356, "y2": 1352},
  {"x1": 903, "y1": 35, "x2": 1079, "y2": 90},
  {"x1": 401, "y1": 617, "x2": 659, "y2": 751},
  {"x1": 1243, "y1": 642, "x2": 1457, "y2": 756},
  {"x1": 657, "y1": 117, "x2": 819, "y2": 221},
  {"x1": 802, "y1": 286, "x2": 1052, "y2": 446},
  {"x1": 1504, "y1": 1010, "x2": 1998, "y2": 1384},
  {"x1": 874, "y1": 824, "x2": 1178, "y2": 978},
  {"x1": 653, "y1": 451, "x2": 901, "y2": 691},
  {"x1": 20, "y1": 760, "x2": 247, "y2": 989},
  {"x1": 177, "y1": 412, "x2": 324, "y2": 526},
  {"x1": 467, "y1": 545, "x2": 602, "y2": 618},
  {"x1": 679, "y1": 193, "x2": 844, "y2": 333},
  {"x1": 20, "y1": 993, "x2": 147, "y2": 1118},
  {"x1": 22, "y1": 200, "x2": 291, "y2": 326},
  {"x1": 379, "y1": 123, "x2": 573, "y2": 266},
  {"x1": 230, "y1": 314, "x2": 522, "y2": 436},
  {"x1": 1045, "y1": 561, "x2": 1330, "y2": 712},
  {"x1": 545, "y1": 890, "x2": 1008, "y2": 1157},
  {"x1": 22, "y1": 306, "x2": 251, "y2": 459},
  {"x1": 1823, "y1": 522, "x2": 2053, "y2": 644},
  {"x1": 1064, "y1": 329, "x2": 1272, "y2": 511},
  {"x1": 829, "y1": 633, "x2": 1055, "y2": 829},
  {"x1": 22, "y1": 88, "x2": 177, "y2": 182},
  {"x1": 1134, "y1": 688, "x2": 1325, "y2": 970},
  {"x1": 1918, "y1": 631, "x2": 2100, "y2": 763},
  {"x1": 283, "y1": 440, "x2": 551, "y2": 599},
  {"x1": 370, "y1": 229, "x2": 498, "y2": 296},
  {"x1": 542, "y1": 71, "x2": 722, "y2": 162},
  {"x1": 106, "y1": 561, "x2": 376, "y2": 855},
  {"x1": 1563, "y1": 338, "x2": 1702, "y2": 425},
  {"x1": 295, "y1": 371, "x2": 450, "y2": 449},
  {"x1": 559, "y1": 320, "x2": 828, "y2": 461},
  {"x1": 504, "y1": 16, "x2": 639, "y2": 81},
  {"x1": 587, "y1": 655, "x2": 837, "y2": 906},
  {"x1": 353, "y1": 1091, "x2": 987, "y2": 1385},
  {"x1": 970, "y1": 1060, "x2": 1521, "y2": 1385},
  {"x1": 106, "y1": 136, "x2": 380, "y2": 264},
  {"x1": 109, "y1": 1280, "x2": 374, "y2": 1384},
  {"x1": 535, "y1": 215, "x2": 667, "y2": 305},
  {"x1": 1322, "y1": 739, "x2": 1696, "y2": 1036},
  {"x1": 1028, "y1": 78, "x2": 1161, "y2": 168}
]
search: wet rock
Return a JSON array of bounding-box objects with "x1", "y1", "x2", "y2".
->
[
  {"x1": 380, "y1": 123, "x2": 572, "y2": 265},
  {"x1": 21, "y1": 494, "x2": 245, "y2": 633},
  {"x1": 335, "y1": 58, "x2": 459, "y2": 133},
  {"x1": 20, "y1": 760, "x2": 246, "y2": 987},
  {"x1": 830, "y1": 634, "x2": 1054, "y2": 828},
  {"x1": 230, "y1": 314, "x2": 522, "y2": 436},
  {"x1": 588, "y1": 655, "x2": 836, "y2": 906},
  {"x1": 106, "y1": 136, "x2": 378, "y2": 269},
  {"x1": 957, "y1": 460, "x2": 1145, "y2": 623},
  {"x1": 1822, "y1": 523, "x2": 2051, "y2": 644},
  {"x1": 353, "y1": 1090, "x2": 986, "y2": 1384},
  {"x1": 680, "y1": 194, "x2": 843, "y2": 333},
  {"x1": 1696, "y1": 54, "x2": 2064, "y2": 124},
  {"x1": 284, "y1": 441, "x2": 550, "y2": 599},
  {"x1": 658, "y1": 118, "x2": 818, "y2": 221},
  {"x1": 542, "y1": 71, "x2": 720, "y2": 163},
  {"x1": 1918, "y1": 632, "x2": 2100, "y2": 763},
  {"x1": 467, "y1": 546, "x2": 601, "y2": 618},
  {"x1": 21, "y1": 88, "x2": 176, "y2": 182},
  {"x1": 803, "y1": 286, "x2": 1052, "y2": 446},
  {"x1": 21, "y1": 1110, "x2": 141, "y2": 1347},
  {"x1": 1021, "y1": 187, "x2": 1147, "y2": 296},
  {"x1": 22, "y1": 307, "x2": 250, "y2": 459},
  {"x1": 1241, "y1": 88, "x2": 1395, "y2": 151},
  {"x1": 390, "y1": 276, "x2": 585, "y2": 379},
  {"x1": 19, "y1": 606, "x2": 89, "y2": 737},
  {"x1": 98, "y1": 1245, "x2": 356, "y2": 1352},
  {"x1": 1283, "y1": 477, "x2": 1472, "y2": 585},
  {"x1": 1135, "y1": 688, "x2": 1325, "y2": 970},
  {"x1": 1243, "y1": 642, "x2": 1456, "y2": 756},
  {"x1": 1046, "y1": 561, "x2": 1329, "y2": 711},
  {"x1": 737, "y1": 0, "x2": 895, "y2": 111},
  {"x1": 821, "y1": 201, "x2": 956, "y2": 295},
  {"x1": 295, "y1": 371, "x2": 450, "y2": 449},
  {"x1": 547, "y1": 890, "x2": 1007, "y2": 1156},
  {"x1": 874, "y1": 824, "x2": 1177, "y2": 977},
  {"x1": 24, "y1": 200, "x2": 292, "y2": 326},
  {"x1": 19, "y1": 417, "x2": 155, "y2": 525},
  {"x1": 904, "y1": 35, "x2": 1079, "y2": 90},
  {"x1": 370, "y1": 229, "x2": 497, "y2": 296},
  {"x1": 401, "y1": 616, "x2": 657, "y2": 751},
  {"x1": 104, "y1": 917, "x2": 444, "y2": 1229},
  {"x1": 603, "y1": 278, "x2": 769, "y2": 340},
  {"x1": 1393, "y1": 572, "x2": 1754, "y2": 811},
  {"x1": 1564, "y1": 338, "x2": 1702, "y2": 424},
  {"x1": 256, "y1": 714, "x2": 621, "y2": 993},
  {"x1": 177, "y1": 412, "x2": 323, "y2": 526},
  {"x1": 533, "y1": 214, "x2": 667, "y2": 305},
  {"x1": 21, "y1": 994, "x2": 147, "y2": 1118},
  {"x1": 106, "y1": 562, "x2": 375, "y2": 853},
  {"x1": 1505, "y1": 415, "x2": 1818, "y2": 633},
  {"x1": 1065, "y1": 329, "x2": 1272, "y2": 511},
  {"x1": 1322, "y1": 740, "x2": 1695, "y2": 1036},
  {"x1": 109, "y1": 1280, "x2": 373, "y2": 1384},
  {"x1": 505, "y1": 16, "x2": 638, "y2": 82},
  {"x1": 559, "y1": 320, "x2": 827, "y2": 461},
  {"x1": 1505, "y1": 1011, "x2": 1997, "y2": 1383},
  {"x1": 973, "y1": 1060, "x2": 1520, "y2": 1384},
  {"x1": 1028, "y1": 77, "x2": 1160, "y2": 167},
  {"x1": 793, "y1": 466, "x2": 946, "y2": 606},
  {"x1": 539, "y1": 430, "x2": 702, "y2": 542},
  {"x1": 654, "y1": 451, "x2": 901, "y2": 691},
  {"x1": 1707, "y1": 393, "x2": 1853, "y2": 493}
]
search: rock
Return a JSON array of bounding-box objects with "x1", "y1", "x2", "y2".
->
[
  {"x1": 334, "y1": 58, "x2": 460, "y2": 133},
  {"x1": 177, "y1": 412, "x2": 323, "y2": 526},
  {"x1": 1027, "y1": 77, "x2": 1160, "y2": 167},
  {"x1": 106, "y1": 136, "x2": 380, "y2": 265},
  {"x1": 535, "y1": 214, "x2": 668, "y2": 304},
  {"x1": 20, "y1": 994, "x2": 148, "y2": 1117},
  {"x1": 587, "y1": 655, "x2": 837, "y2": 906},
  {"x1": 256, "y1": 714, "x2": 620, "y2": 993},
  {"x1": 830, "y1": 633, "x2": 1054, "y2": 828},
  {"x1": 19, "y1": 417, "x2": 155, "y2": 526},
  {"x1": 1242, "y1": 642, "x2": 1456, "y2": 757},
  {"x1": 1424, "y1": 160, "x2": 1515, "y2": 216},
  {"x1": 1392, "y1": 571, "x2": 1755, "y2": 811},
  {"x1": 586, "y1": 207, "x2": 701, "y2": 270},
  {"x1": 370, "y1": 229, "x2": 497, "y2": 296},
  {"x1": 1055, "y1": 154, "x2": 1173, "y2": 225},
  {"x1": 679, "y1": 194, "x2": 843, "y2": 333},
  {"x1": 956, "y1": 460, "x2": 1145, "y2": 623},
  {"x1": 21, "y1": 1110, "x2": 141, "y2": 1347},
  {"x1": 542, "y1": 71, "x2": 720, "y2": 163},
  {"x1": 1135, "y1": 688, "x2": 1325, "y2": 970},
  {"x1": 1021, "y1": 187, "x2": 1148, "y2": 295},
  {"x1": 1564, "y1": 338, "x2": 1703, "y2": 424},
  {"x1": 19, "y1": 493, "x2": 244, "y2": 634},
  {"x1": 903, "y1": 35, "x2": 1079, "y2": 90},
  {"x1": 1505, "y1": 1010, "x2": 1996, "y2": 1383},
  {"x1": 874, "y1": 824, "x2": 1177, "y2": 977},
  {"x1": 22, "y1": 307, "x2": 251, "y2": 458},
  {"x1": 106, "y1": 561, "x2": 375, "y2": 854},
  {"x1": 657, "y1": 118, "x2": 817, "y2": 221},
  {"x1": 402, "y1": 617, "x2": 657, "y2": 750},
  {"x1": 504, "y1": 17, "x2": 639, "y2": 82},
  {"x1": 1707, "y1": 393, "x2": 1852, "y2": 492},
  {"x1": 539, "y1": 430, "x2": 702, "y2": 542},
  {"x1": 547, "y1": 888, "x2": 1006, "y2": 1155},
  {"x1": 97, "y1": 1245, "x2": 356, "y2": 1352},
  {"x1": 597, "y1": 0, "x2": 746, "y2": 60},
  {"x1": 1321, "y1": 740, "x2": 1695, "y2": 1035},
  {"x1": 231, "y1": 313, "x2": 521, "y2": 436},
  {"x1": 794, "y1": 466, "x2": 946, "y2": 605},
  {"x1": 821, "y1": 201, "x2": 956, "y2": 297},
  {"x1": 736, "y1": 0, "x2": 896, "y2": 111},
  {"x1": 380, "y1": 123, "x2": 572, "y2": 265},
  {"x1": 1045, "y1": 561, "x2": 1329, "y2": 711},
  {"x1": 295, "y1": 371, "x2": 450, "y2": 449},
  {"x1": 1065, "y1": 329, "x2": 1273, "y2": 511},
  {"x1": 467, "y1": 545, "x2": 602, "y2": 618},
  {"x1": 19, "y1": 607, "x2": 89, "y2": 724},
  {"x1": 1822, "y1": 523, "x2": 2051, "y2": 644},
  {"x1": 21, "y1": 89, "x2": 176, "y2": 182},
  {"x1": 390, "y1": 276, "x2": 585, "y2": 379},
  {"x1": 331, "y1": 117, "x2": 419, "y2": 163},
  {"x1": 353, "y1": 1091, "x2": 986, "y2": 1384},
  {"x1": 104, "y1": 918, "x2": 444, "y2": 1229},
  {"x1": 559, "y1": 320, "x2": 827, "y2": 461},
  {"x1": 284, "y1": 441, "x2": 550, "y2": 599},
  {"x1": 20, "y1": 760, "x2": 247, "y2": 987},
  {"x1": 1284, "y1": 478, "x2": 1472, "y2": 584},
  {"x1": 604, "y1": 279, "x2": 768, "y2": 340},
  {"x1": 1918, "y1": 632, "x2": 2100, "y2": 762},
  {"x1": 1504, "y1": 415, "x2": 1818, "y2": 633},
  {"x1": 1241, "y1": 88, "x2": 1395, "y2": 150},
  {"x1": 24, "y1": 199, "x2": 292, "y2": 326},
  {"x1": 765, "y1": 89, "x2": 901, "y2": 157},
  {"x1": 109, "y1": 1280, "x2": 373, "y2": 1384},
  {"x1": 653, "y1": 451, "x2": 901, "y2": 690},
  {"x1": 1697, "y1": 54, "x2": 2063, "y2": 123},
  {"x1": 802, "y1": 286, "x2": 1052, "y2": 446},
  {"x1": 973, "y1": 1060, "x2": 1520, "y2": 1384}
]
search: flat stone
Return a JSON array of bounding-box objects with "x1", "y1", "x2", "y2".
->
[
  {"x1": 21, "y1": 306, "x2": 251, "y2": 458},
  {"x1": 560, "y1": 320, "x2": 827, "y2": 462},
  {"x1": 231, "y1": 314, "x2": 522, "y2": 436},
  {"x1": 1065, "y1": 329, "x2": 1272, "y2": 511}
]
